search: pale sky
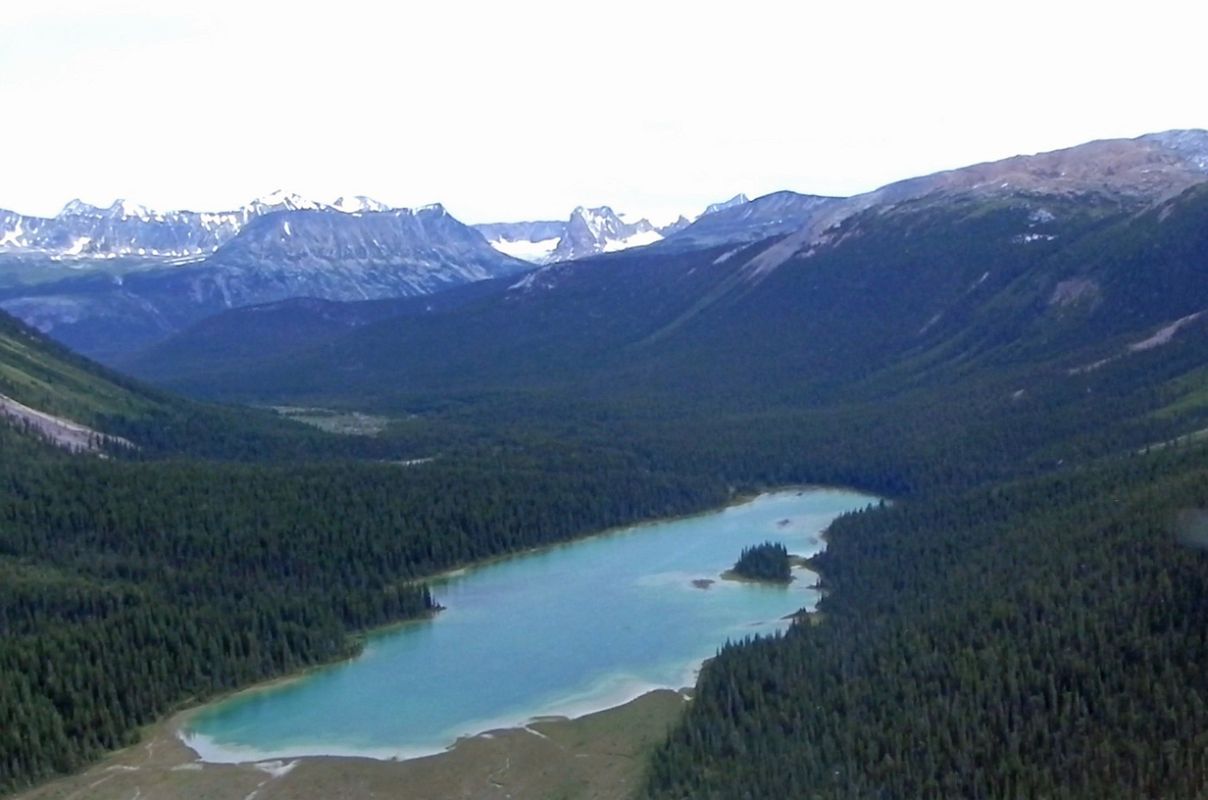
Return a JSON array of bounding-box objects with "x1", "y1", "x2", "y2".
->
[{"x1": 3, "y1": 0, "x2": 1206, "y2": 224}]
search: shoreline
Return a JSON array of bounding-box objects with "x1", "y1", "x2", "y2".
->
[
  {"x1": 167, "y1": 490, "x2": 801, "y2": 759},
  {"x1": 13, "y1": 485, "x2": 873, "y2": 800},
  {"x1": 13, "y1": 688, "x2": 692, "y2": 800},
  {"x1": 178, "y1": 656, "x2": 707, "y2": 765},
  {"x1": 719, "y1": 568, "x2": 795, "y2": 585},
  {"x1": 178, "y1": 485, "x2": 865, "y2": 766},
  {"x1": 417, "y1": 482, "x2": 858, "y2": 587},
  {"x1": 170, "y1": 604, "x2": 448, "y2": 739}
]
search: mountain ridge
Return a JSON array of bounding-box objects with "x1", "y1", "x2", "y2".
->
[
  {"x1": 474, "y1": 194, "x2": 761, "y2": 264},
  {"x1": 0, "y1": 203, "x2": 530, "y2": 361},
  {"x1": 5, "y1": 128, "x2": 1207, "y2": 365},
  {"x1": 0, "y1": 190, "x2": 418, "y2": 260},
  {"x1": 127, "y1": 175, "x2": 1208, "y2": 433}
]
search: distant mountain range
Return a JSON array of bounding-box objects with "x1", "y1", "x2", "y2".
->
[
  {"x1": 0, "y1": 186, "x2": 844, "y2": 359},
  {"x1": 2, "y1": 129, "x2": 1207, "y2": 365},
  {"x1": 0, "y1": 190, "x2": 743, "y2": 266},
  {"x1": 475, "y1": 206, "x2": 676, "y2": 264},
  {"x1": 0, "y1": 198, "x2": 243, "y2": 259},
  {"x1": 0, "y1": 189, "x2": 770, "y2": 360},
  {"x1": 0, "y1": 190, "x2": 447, "y2": 260},
  {"x1": 0, "y1": 200, "x2": 530, "y2": 360},
  {"x1": 123, "y1": 129, "x2": 1208, "y2": 402},
  {"x1": 473, "y1": 194, "x2": 753, "y2": 264}
]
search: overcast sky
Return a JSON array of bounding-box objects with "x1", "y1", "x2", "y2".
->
[{"x1": 3, "y1": 0, "x2": 1205, "y2": 223}]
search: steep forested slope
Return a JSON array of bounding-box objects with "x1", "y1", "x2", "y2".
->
[
  {"x1": 0, "y1": 309, "x2": 393, "y2": 461},
  {"x1": 645, "y1": 445, "x2": 1208, "y2": 799}
]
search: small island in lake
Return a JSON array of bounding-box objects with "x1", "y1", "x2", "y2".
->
[{"x1": 722, "y1": 541, "x2": 793, "y2": 583}]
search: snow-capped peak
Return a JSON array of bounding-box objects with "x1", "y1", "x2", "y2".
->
[
  {"x1": 59, "y1": 199, "x2": 104, "y2": 217},
  {"x1": 480, "y1": 204, "x2": 669, "y2": 265},
  {"x1": 571, "y1": 205, "x2": 622, "y2": 239},
  {"x1": 246, "y1": 190, "x2": 329, "y2": 215},
  {"x1": 552, "y1": 206, "x2": 661, "y2": 260},
  {"x1": 108, "y1": 199, "x2": 153, "y2": 220},
  {"x1": 2, "y1": 192, "x2": 472, "y2": 262},
  {"x1": 56, "y1": 198, "x2": 167, "y2": 221},
  {"x1": 330, "y1": 195, "x2": 390, "y2": 213}
]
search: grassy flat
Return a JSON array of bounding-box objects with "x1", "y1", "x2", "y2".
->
[{"x1": 11, "y1": 689, "x2": 690, "y2": 800}]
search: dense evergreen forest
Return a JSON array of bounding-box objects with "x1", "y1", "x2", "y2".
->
[
  {"x1": 0, "y1": 421, "x2": 728, "y2": 793},
  {"x1": 645, "y1": 445, "x2": 1208, "y2": 798},
  {"x1": 729, "y1": 542, "x2": 791, "y2": 583},
  {"x1": 8, "y1": 348, "x2": 1207, "y2": 797}
]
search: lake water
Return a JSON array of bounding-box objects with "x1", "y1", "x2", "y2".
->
[{"x1": 183, "y1": 488, "x2": 874, "y2": 762}]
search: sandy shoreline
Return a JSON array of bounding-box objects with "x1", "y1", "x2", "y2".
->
[
  {"x1": 178, "y1": 667, "x2": 700, "y2": 765},
  {"x1": 13, "y1": 688, "x2": 691, "y2": 800}
]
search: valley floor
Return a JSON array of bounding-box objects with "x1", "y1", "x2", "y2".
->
[{"x1": 10, "y1": 689, "x2": 688, "y2": 800}]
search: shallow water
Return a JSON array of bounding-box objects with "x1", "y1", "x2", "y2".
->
[{"x1": 184, "y1": 488, "x2": 874, "y2": 762}]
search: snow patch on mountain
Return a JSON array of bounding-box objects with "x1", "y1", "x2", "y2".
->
[
  {"x1": 246, "y1": 190, "x2": 328, "y2": 215},
  {"x1": 0, "y1": 192, "x2": 414, "y2": 260},
  {"x1": 59, "y1": 199, "x2": 103, "y2": 217},
  {"x1": 602, "y1": 228, "x2": 663, "y2": 252},
  {"x1": 110, "y1": 199, "x2": 153, "y2": 219},
  {"x1": 64, "y1": 236, "x2": 92, "y2": 256},
  {"x1": 490, "y1": 236, "x2": 561, "y2": 262},
  {"x1": 0, "y1": 219, "x2": 24, "y2": 248},
  {"x1": 331, "y1": 195, "x2": 390, "y2": 214},
  {"x1": 478, "y1": 205, "x2": 671, "y2": 264},
  {"x1": 549, "y1": 206, "x2": 661, "y2": 262}
]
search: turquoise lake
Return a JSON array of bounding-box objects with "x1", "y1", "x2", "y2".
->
[{"x1": 184, "y1": 488, "x2": 874, "y2": 762}]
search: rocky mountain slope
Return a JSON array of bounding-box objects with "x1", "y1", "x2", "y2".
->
[
  {"x1": 0, "y1": 199, "x2": 243, "y2": 259},
  {"x1": 0, "y1": 191, "x2": 408, "y2": 260},
  {"x1": 472, "y1": 219, "x2": 565, "y2": 262},
  {"x1": 475, "y1": 206, "x2": 669, "y2": 264},
  {"x1": 475, "y1": 194, "x2": 768, "y2": 265},
  {"x1": 8, "y1": 129, "x2": 1206, "y2": 367},
  {"x1": 549, "y1": 206, "x2": 664, "y2": 261},
  {"x1": 736, "y1": 128, "x2": 1208, "y2": 278},
  {"x1": 653, "y1": 191, "x2": 839, "y2": 252},
  {"x1": 0, "y1": 203, "x2": 530, "y2": 361},
  {"x1": 127, "y1": 130, "x2": 1208, "y2": 424},
  {"x1": 207, "y1": 203, "x2": 521, "y2": 296}
]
